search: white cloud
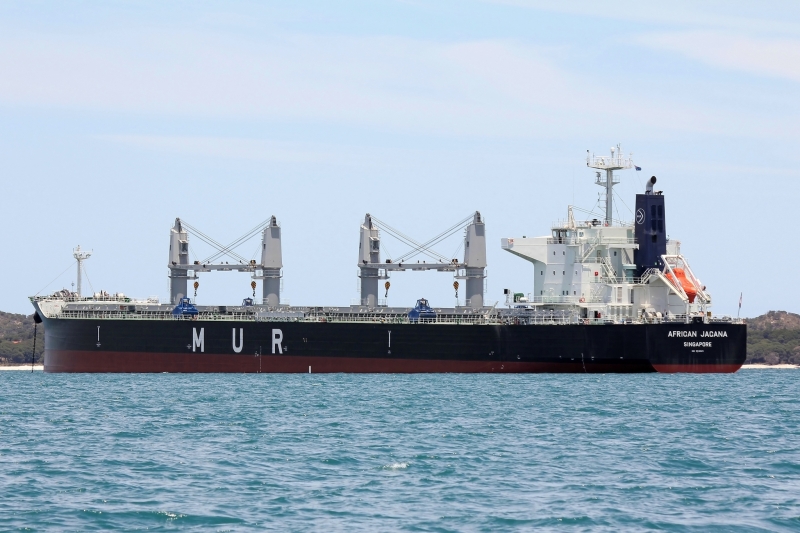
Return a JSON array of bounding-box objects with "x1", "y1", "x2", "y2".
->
[
  {"x1": 1, "y1": 23, "x2": 797, "y2": 143},
  {"x1": 636, "y1": 31, "x2": 800, "y2": 83},
  {"x1": 0, "y1": 28, "x2": 718, "y2": 138},
  {"x1": 0, "y1": 30, "x2": 555, "y2": 135},
  {"x1": 99, "y1": 135, "x2": 342, "y2": 163},
  {"x1": 486, "y1": 0, "x2": 800, "y2": 36}
]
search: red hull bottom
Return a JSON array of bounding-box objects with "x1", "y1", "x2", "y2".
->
[
  {"x1": 651, "y1": 364, "x2": 743, "y2": 373},
  {"x1": 44, "y1": 350, "x2": 742, "y2": 373}
]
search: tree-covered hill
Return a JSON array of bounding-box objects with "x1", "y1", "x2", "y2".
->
[
  {"x1": 0, "y1": 311, "x2": 44, "y2": 364},
  {"x1": 745, "y1": 311, "x2": 800, "y2": 365}
]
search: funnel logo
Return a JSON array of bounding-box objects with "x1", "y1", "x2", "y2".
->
[{"x1": 636, "y1": 208, "x2": 645, "y2": 224}]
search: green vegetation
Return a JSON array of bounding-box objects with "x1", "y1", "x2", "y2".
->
[
  {"x1": 745, "y1": 311, "x2": 800, "y2": 365},
  {"x1": 0, "y1": 311, "x2": 44, "y2": 364}
]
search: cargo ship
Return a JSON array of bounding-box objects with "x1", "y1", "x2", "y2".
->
[{"x1": 31, "y1": 146, "x2": 746, "y2": 373}]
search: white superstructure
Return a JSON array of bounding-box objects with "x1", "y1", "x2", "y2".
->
[{"x1": 501, "y1": 147, "x2": 713, "y2": 324}]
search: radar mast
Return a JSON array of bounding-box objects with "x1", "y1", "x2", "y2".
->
[
  {"x1": 73, "y1": 245, "x2": 92, "y2": 297},
  {"x1": 587, "y1": 144, "x2": 635, "y2": 225}
]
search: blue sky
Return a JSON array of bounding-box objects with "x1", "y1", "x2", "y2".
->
[{"x1": 1, "y1": 1, "x2": 798, "y2": 316}]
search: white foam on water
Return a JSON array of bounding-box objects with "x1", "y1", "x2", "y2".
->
[{"x1": 383, "y1": 462, "x2": 409, "y2": 470}]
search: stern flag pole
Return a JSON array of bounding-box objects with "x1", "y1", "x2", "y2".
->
[{"x1": 737, "y1": 292, "x2": 742, "y2": 319}]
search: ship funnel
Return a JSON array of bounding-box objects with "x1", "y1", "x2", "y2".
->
[
  {"x1": 634, "y1": 179, "x2": 667, "y2": 275},
  {"x1": 260, "y1": 216, "x2": 282, "y2": 306},
  {"x1": 646, "y1": 176, "x2": 657, "y2": 194}
]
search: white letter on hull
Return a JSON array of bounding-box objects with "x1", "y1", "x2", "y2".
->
[
  {"x1": 272, "y1": 329, "x2": 283, "y2": 354},
  {"x1": 232, "y1": 328, "x2": 243, "y2": 353},
  {"x1": 193, "y1": 328, "x2": 204, "y2": 352}
]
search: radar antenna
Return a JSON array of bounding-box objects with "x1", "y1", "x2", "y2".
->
[
  {"x1": 586, "y1": 144, "x2": 635, "y2": 226},
  {"x1": 73, "y1": 245, "x2": 92, "y2": 297}
]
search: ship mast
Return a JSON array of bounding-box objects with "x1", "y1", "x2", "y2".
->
[
  {"x1": 586, "y1": 144, "x2": 634, "y2": 226},
  {"x1": 73, "y1": 245, "x2": 92, "y2": 297}
]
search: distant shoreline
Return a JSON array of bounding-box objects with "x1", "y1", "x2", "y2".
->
[{"x1": 1, "y1": 364, "x2": 44, "y2": 371}]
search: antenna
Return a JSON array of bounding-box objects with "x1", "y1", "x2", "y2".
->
[
  {"x1": 586, "y1": 143, "x2": 635, "y2": 226},
  {"x1": 73, "y1": 245, "x2": 92, "y2": 297}
]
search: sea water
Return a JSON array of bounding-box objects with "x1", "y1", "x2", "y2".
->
[{"x1": 0, "y1": 371, "x2": 798, "y2": 531}]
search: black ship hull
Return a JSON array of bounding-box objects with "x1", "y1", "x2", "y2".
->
[{"x1": 41, "y1": 318, "x2": 746, "y2": 373}]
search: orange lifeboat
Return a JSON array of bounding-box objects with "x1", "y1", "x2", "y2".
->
[{"x1": 666, "y1": 267, "x2": 696, "y2": 303}]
